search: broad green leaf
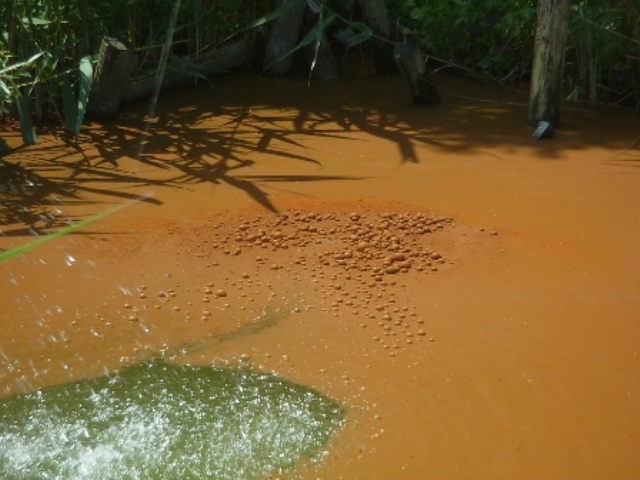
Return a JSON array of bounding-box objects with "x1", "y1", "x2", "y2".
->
[
  {"x1": 61, "y1": 73, "x2": 77, "y2": 132},
  {"x1": 75, "y1": 56, "x2": 93, "y2": 135},
  {"x1": 61, "y1": 57, "x2": 94, "y2": 135},
  {"x1": 21, "y1": 16, "x2": 51, "y2": 26},
  {"x1": 306, "y1": 0, "x2": 321, "y2": 14},
  {"x1": 410, "y1": 8, "x2": 425, "y2": 21},
  {"x1": 0, "y1": 52, "x2": 44, "y2": 75},
  {"x1": 15, "y1": 94, "x2": 37, "y2": 145}
]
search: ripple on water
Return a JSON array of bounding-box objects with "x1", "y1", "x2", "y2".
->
[{"x1": 0, "y1": 360, "x2": 345, "y2": 479}]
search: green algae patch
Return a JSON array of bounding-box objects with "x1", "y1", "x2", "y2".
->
[{"x1": 0, "y1": 360, "x2": 344, "y2": 479}]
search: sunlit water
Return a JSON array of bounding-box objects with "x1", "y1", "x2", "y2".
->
[{"x1": 0, "y1": 360, "x2": 344, "y2": 479}]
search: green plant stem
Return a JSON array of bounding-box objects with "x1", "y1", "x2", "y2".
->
[
  {"x1": 0, "y1": 199, "x2": 144, "y2": 264},
  {"x1": 136, "y1": 0, "x2": 182, "y2": 159}
]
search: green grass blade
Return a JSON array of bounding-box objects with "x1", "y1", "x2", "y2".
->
[
  {"x1": 61, "y1": 56, "x2": 94, "y2": 136},
  {"x1": 274, "y1": 11, "x2": 336, "y2": 67},
  {"x1": 0, "y1": 52, "x2": 44, "y2": 75},
  {"x1": 0, "y1": 201, "x2": 132, "y2": 264},
  {"x1": 0, "y1": 79, "x2": 10, "y2": 100},
  {"x1": 21, "y1": 16, "x2": 51, "y2": 26}
]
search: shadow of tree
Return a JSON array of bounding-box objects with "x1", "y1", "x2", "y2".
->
[{"x1": 1, "y1": 70, "x2": 638, "y2": 236}]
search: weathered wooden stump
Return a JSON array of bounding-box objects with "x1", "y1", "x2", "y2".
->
[
  {"x1": 356, "y1": 0, "x2": 397, "y2": 74},
  {"x1": 263, "y1": 0, "x2": 306, "y2": 75},
  {"x1": 394, "y1": 41, "x2": 440, "y2": 105},
  {"x1": 86, "y1": 37, "x2": 132, "y2": 120}
]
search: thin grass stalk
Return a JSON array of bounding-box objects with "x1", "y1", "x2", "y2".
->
[
  {"x1": 6, "y1": 0, "x2": 17, "y2": 57},
  {"x1": 136, "y1": 0, "x2": 182, "y2": 158},
  {"x1": 0, "y1": 199, "x2": 142, "y2": 264}
]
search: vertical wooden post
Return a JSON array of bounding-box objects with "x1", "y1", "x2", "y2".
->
[
  {"x1": 394, "y1": 40, "x2": 440, "y2": 105},
  {"x1": 263, "y1": 0, "x2": 306, "y2": 75},
  {"x1": 86, "y1": 37, "x2": 132, "y2": 120},
  {"x1": 356, "y1": 0, "x2": 390, "y2": 37},
  {"x1": 528, "y1": 0, "x2": 570, "y2": 127},
  {"x1": 356, "y1": 0, "x2": 397, "y2": 74}
]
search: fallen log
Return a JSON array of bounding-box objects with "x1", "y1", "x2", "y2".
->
[
  {"x1": 394, "y1": 41, "x2": 440, "y2": 105},
  {"x1": 121, "y1": 40, "x2": 251, "y2": 104}
]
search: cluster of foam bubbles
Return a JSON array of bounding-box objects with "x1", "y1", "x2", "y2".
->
[{"x1": 0, "y1": 360, "x2": 344, "y2": 479}]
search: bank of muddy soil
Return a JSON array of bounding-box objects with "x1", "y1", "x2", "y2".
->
[{"x1": 1, "y1": 70, "x2": 640, "y2": 479}]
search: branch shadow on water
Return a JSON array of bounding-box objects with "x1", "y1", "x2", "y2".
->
[{"x1": 1, "y1": 71, "x2": 638, "y2": 237}]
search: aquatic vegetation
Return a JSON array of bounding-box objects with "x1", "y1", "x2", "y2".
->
[{"x1": 0, "y1": 360, "x2": 344, "y2": 479}]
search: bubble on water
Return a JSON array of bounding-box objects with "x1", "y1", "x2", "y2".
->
[
  {"x1": 118, "y1": 285, "x2": 132, "y2": 295},
  {"x1": 65, "y1": 254, "x2": 76, "y2": 266}
]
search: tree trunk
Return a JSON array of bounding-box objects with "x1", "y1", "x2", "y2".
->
[
  {"x1": 528, "y1": 0, "x2": 570, "y2": 127},
  {"x1": 87, "y1": 37, "x2": 133, "y2": 120},
  {"x1": 263, "y1": 0, "x2": 306, "y2": 75},
  {"x1": 394, "y1": 41, "x2": 440, "y2": 105}
]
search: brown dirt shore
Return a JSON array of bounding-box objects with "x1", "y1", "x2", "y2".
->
[{"x1": 1, "y1": 70, "x2": 639, "y2": 479}]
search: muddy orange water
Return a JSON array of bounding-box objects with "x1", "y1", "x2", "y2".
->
[{"x1": 1, "y1": 69, "x2": 640, "y2": 479}]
